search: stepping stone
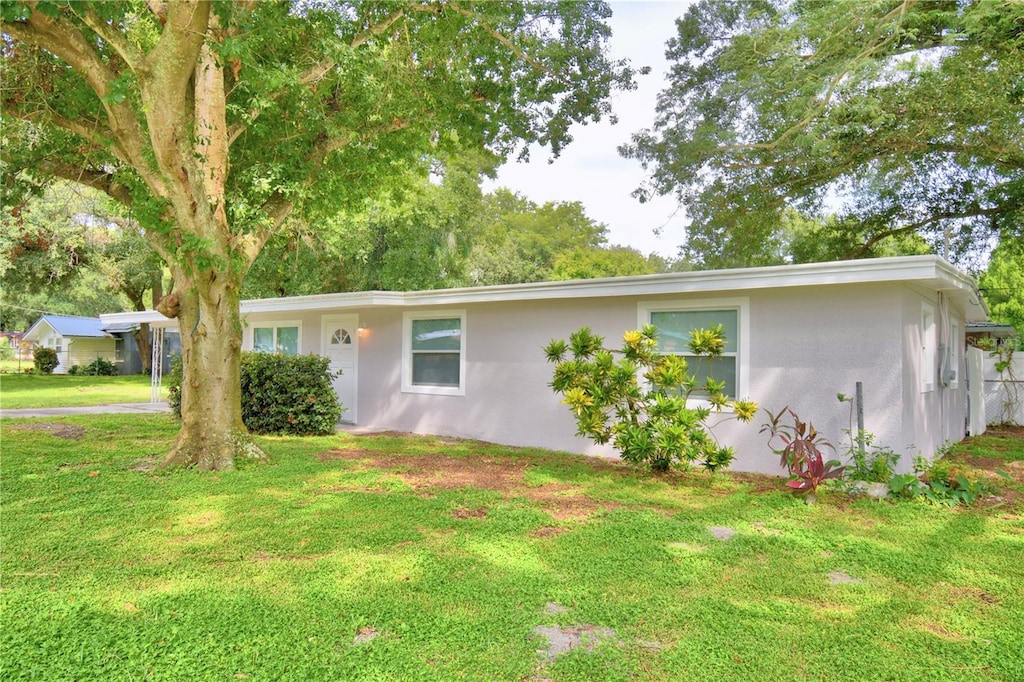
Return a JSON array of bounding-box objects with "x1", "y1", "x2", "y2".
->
[
  {"x1": 353, "y1": 627, "x2": 378, "y2": 645},
  {"x1": 532, "y1": 624, "x2": 617, "y2": 662},
  {"x1": 708, "y1": 525, "x2": 737, "y2": 541},
  {"x1": 828, "y1": 570, "x2": 863, "y2": 585},
  {"x1": 544, "y1": 601, "x2": 568, "y2": 615}
]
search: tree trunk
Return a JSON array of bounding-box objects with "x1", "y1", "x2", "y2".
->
[
  {"x1": 160, "y1": 270, "x2": 266, "y2": 470},
  {"x1": 135, "y1": 279, "x2": 163, "y2": 373},
  {"x1": 135, "y1": 322, "x2": 153, "y2": 372}
]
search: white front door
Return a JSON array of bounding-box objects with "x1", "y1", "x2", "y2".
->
[{"x1": 321, "y1": 314, "x2": 358, "y2": 423}]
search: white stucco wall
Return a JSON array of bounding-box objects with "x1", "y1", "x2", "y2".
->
[
  {"x1": 899, "y1": 288, "x2": 968, "y2": 466},
  {"x1": 238, "y1": 281, "x2": 961, "y2": 476}
]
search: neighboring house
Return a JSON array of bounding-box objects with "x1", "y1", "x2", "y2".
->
[
  {"x1": 0, "y1": 331, "x2": 29, "y2": 359},
  {"x1": 101, "y1": 256, "x2": 987, "y2": 475},
  {"x1": 22, "y1": 315, "x2": 120, "y2": 374},
  {"x1": 966, "y1": 322, "x2": 1018, "y2": 349}
]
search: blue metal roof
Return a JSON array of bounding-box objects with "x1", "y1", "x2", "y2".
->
[{"x1": 29, "y1": 315, "x2": 112, "y2": 338}]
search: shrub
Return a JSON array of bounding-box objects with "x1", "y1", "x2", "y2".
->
[
  {"x1": 545, "y1": 324, "x2": 757, "y2": 473},
  {"x1": 33, "y1": 347, "x2": 59, "y2": 374},
  {"x1": 83, "y1": 358, "x2": 118, "y2": 376},
  {"x1": 166, "y1": 355, "x2": 183, "y2": 415},
  {"x1": 761, "y1": 406, "x2": 846, "y2": 503},
  {"x1": 168, "y1": 352, "x2": 343, "y2": 436},
  {"x1": 68, "y1": 365, "x2": 84, "y2": 376}
]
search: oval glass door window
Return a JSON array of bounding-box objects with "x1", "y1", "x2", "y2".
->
[{"x1": 331, "y1": 329, "x2": 352, "y2": 345}]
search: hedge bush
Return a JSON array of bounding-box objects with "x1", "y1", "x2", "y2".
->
[
  {"x1": 69, "y1": 358, "x2": 118, "y2": 376},
  {"x1": 168, "y1": 352, "x2": 343, "y2": 435},
  {"x1": 33, "y1": 347, "x2": 59, "y2": 374}
]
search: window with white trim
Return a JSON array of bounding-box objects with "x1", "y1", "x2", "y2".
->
[
  {"x1": 402, "y1": 311, "x2": 466, "y2": 396},
  {"x1": 639, "y1": 298, "x2": 749, "y2": 400},
  {"x1": 251, "y1": 322, "x2": 300, "y2": 355},
  {"x1": 921, "y1": 303, "x2": 936, "y2": 392}
]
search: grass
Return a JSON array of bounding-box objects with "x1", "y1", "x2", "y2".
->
[
  {"x1": 0, "y1": 374, "x2": 159, "y2": 409},
  {"x1": 1, "y1": 415, "x2": 1023, "y2": 681},
  {"x1": 1, "y1": 358, "x2": 33, "y2": 374},
  {"x1": 948, "y1": 425, "x2": 1024, "y2": 463}
]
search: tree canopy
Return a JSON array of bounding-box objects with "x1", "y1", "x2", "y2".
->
[
  {"x1": 1, "y1": 0, "x2": 635, "y2": 469},
  {"x1": 622, "y1": 0, "x2": 1024, "y2": 269},
  {"x1": 979, "y1": 243, "x2": 1024, "y2": 338}
]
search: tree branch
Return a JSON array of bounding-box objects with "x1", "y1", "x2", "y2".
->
[
  {"x1": 75, "y1": 3, "x2": 145, "y2": 72},
  {"x1": 226, "y1": 6, "x2": 409, "y2": 146},
  {"x1": 3, "y1": 8, "x2": 153, "y2": 178},
  {"x1": 851, "y1": 204, "x2": 1012, "y2": 257},
  {"x1": 2, "y1": 102, "x2": 118, "y2": 158},
  {"x1": 239, "y1": 118, "x2": 412, "y2": 268},
  {"x1": 35, "y1": 161, "x2": 134, "y2": 208},
  {"x1": 445, "y1": 2, "x2": 557, "y2": 78},
  {"x1": 721, "y1": 0, "x2": 916, "y2": 154}
]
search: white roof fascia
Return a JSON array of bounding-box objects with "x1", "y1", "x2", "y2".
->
[
  {"x1": 240, "y1": 291, "x2": 406, "y2": 314},
  {"x1": 239, "y1": 255, "x2": 969, "y2": 310},
  {"x1": 97, "y1": 256, "x2": 986, "y2": 320},
  {"x1": 23, "y1": 317, "x2": 55, "y2": 342},
  {"x1": 99, "y1": 311, "x2": 177, "y2": 326}
]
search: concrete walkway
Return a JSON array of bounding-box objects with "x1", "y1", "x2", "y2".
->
[{"x1": 0, "y1": 402, "x2": 172, "y2": 419}]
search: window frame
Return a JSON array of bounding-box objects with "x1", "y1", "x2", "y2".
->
[
  {"x1": 638, "y1": 297, "x2": 750, "y2": 404},
  {"x1": 946, "y1": 318, "x2": 961, "y2": 389},
  {"x1": 401, "y1": 310, "x2": 466, "y2": 396},
  {"x1": 921, "y1": 303, "x2": 936, "y2": 393},
  {"x1": 248, "y1": 320, "x2": 302, "y2": 356}
]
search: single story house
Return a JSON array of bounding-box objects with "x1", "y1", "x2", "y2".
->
[
  {"x1": 23, "y1": 315, "x2": 120, "y2": 374},
  {"x1": 0, "y1": 331, "x2": 30, "y2": 359},
  {"x1": 100, "y1": 256, "x2": 988, "y2": 475}
]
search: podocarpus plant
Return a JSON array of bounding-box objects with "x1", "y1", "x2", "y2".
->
[
  {"x1": 545, "y1": 324, "x2": 757, "y2": 473},
  {"x1": 761, "y1": 407, "x2": 846, "y2": 503},
  {"x1": 32, "y1": 347, "x2": 58, "y2": 374}
]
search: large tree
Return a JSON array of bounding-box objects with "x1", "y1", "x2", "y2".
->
[
  {"x1": 2, "y1": 1, "x2": 633, "y2": 469},
  {"x1": 979, "y1": 242, "x2": 1024, "y2": 338},
  {"x1": 466, "y1": 188, "x2": 611, "y2": 284},
  {"x1": 622, "y1": 0, "x2": 1024, "y2": 269},
  {"x1": 2, "y1": 181, "x2": 168, "y2": 366}
]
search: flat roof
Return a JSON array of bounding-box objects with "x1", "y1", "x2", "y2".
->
[{"x1": 100, "y1": 255, "x2": 988, "y2": 326}]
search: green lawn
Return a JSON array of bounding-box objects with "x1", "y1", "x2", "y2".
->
[
  {"x1": 0, "y1": 358, "x2": 33, "y2": 374},
  {"x1": 0, "y1": 374, "x2": 159, "y2": 409},
  {"x1": 2, "y1": 415, "x2": 1022, "y2": 681}
]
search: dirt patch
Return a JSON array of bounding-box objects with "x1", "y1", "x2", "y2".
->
[
  {"x1": 316, "y1": 449, "x2": 618, "y2": 521},
  {"x1": 986, "y1": 424, "x2": 1024, "y2": 439},
  {"x1": 129, "y1": 456, "x2": 161, "y2": 472},
  {"x1": 531, "y1": 526, "x2": 567, "y2": 539},
  {"x1": 948, "y1": 585, "x2": 1000, "y2": 606},
  {"x1": 452, "y1": 507, "x2": 488, "y2": 519},
  {"x1": 947, "y1": 451, "x2": 1024, "y2": 509},
  {"x1": 729, "y1": 471, "x2": 786, "y2": 494},
  {"x1": 11, "y1": 422, "x2": 86, "y2": 440}
]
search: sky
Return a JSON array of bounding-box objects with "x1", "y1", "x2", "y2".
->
[{"x1": 485, "y1": 1, "x2": 695, "y2": 259}]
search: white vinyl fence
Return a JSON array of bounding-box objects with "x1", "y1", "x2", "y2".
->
[{"x1": 983, "y1": 352, "x2": 1023, "y2": 426}]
